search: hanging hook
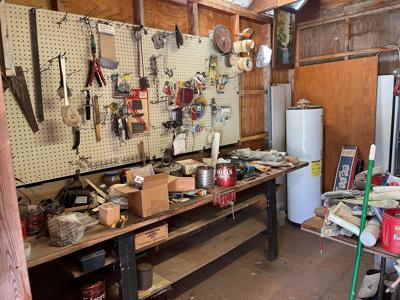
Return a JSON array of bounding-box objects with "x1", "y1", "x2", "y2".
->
[{"x1": 56, "y1": 12, "x2": 68, "y2": 28}]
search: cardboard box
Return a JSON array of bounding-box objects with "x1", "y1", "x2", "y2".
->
[
  {"x1": 115, "y1": 173, "x2": 169, "y2": 217},
  {"x1": 168, "y1": 176, "x2": 196, "y2": 192},
  {"x1": 134, "y1": 223, "x2": 168, "y2": 251},
  {"x1": 176, "y1": 159, "x2": 202, "y2": 175}
]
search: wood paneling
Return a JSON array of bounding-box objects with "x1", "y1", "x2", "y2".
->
[
  {"x1": 240, "y1": 94, "x2": 265, "y2": 137},
  {"x1": 0, "y1": 73, "x2": 31, "y2": 299},
  {"x1": 294, "y1": 57, "x2": 378, "y2": 192},
  {"x1": 198, "y1": 5, "x2": 232, "y2": 36},
  {"x1": 5, "y1": 0, "x2": 51, "y2": 9},
  {"x1": 144, "y1": 0, "x2": 188, "y2": 32},
  {"x1": 300, "y1": 21, "x2": 345, "y2": 58},
  {"x1": 55, "y1": 0, "x2": 134, "y2": 23},
  {"x1": 239, "y1": 19, "x2": 270, "y2": 90},
  {"x1": 239, "y1": 19, "x2": 270, "y2": 147},
  {"x1": 349, "y1": 9, "x2": 400, "y2": 51},
  {"x1": 299, "y1": 0, "x2": 400, "y2": 26}
]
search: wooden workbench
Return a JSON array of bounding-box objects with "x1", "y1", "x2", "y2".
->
[{"x1": 27, "y1": 162, "x2": 307, "y2": 300}]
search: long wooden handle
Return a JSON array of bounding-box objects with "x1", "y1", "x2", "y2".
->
[
  {"x1": 93, "y1": 95, "x2": 101, "y2": 141},
  {"x1": 139, "y1": 140, "x2": 145, "y2": 164}
]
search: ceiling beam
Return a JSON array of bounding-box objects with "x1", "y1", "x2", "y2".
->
[
  {"x1": 196, "y1": 0, "x2": 272, "y2": 23},
  {"x1": 250, "y1": 0, "x2": 299, "y2": 13}
]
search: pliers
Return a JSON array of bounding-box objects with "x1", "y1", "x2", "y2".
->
[{"x1": 86, "y1": 33, "x2": 106, "y2": 87}]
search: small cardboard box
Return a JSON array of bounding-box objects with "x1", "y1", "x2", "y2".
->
[
  {"x1": 176, "y1": 159, "x2": 202, "y2": 175},
  {"x1": 134, "y1": 223, "x2": 168, "y2": 251},
  {"x1": 168, "y1": 176, "x2": 196, "y2": 192},
  {"x1": 115, "y1": 173, "x2": 169, "y2": 218}
]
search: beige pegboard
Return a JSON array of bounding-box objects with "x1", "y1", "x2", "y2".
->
[{"x1": 4, "y1": 4, "x2": 240, "y2": 185}]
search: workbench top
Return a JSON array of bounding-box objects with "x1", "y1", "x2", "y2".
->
[{"x1": 27, "y1": 162, "x2": 308, "y2": 268}]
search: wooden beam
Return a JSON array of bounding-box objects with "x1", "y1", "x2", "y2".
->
[
  {"x1": 250, "y1": 0, "x2": 298, "y2": 13},
  {"x1": 0, "y1": 68, "x2": 31, "y2": 299},
  {"x1": 230, "y1": 14, "x2": 240, "y2": 40},
  {"x1": 197, "y1": 0, "x2": 272, "y2": 23},
  {"x1": 240, "y1": 133, "x2": 266, "y2": 142},
  {"x1": 239, "y1": 90, "x2": 265, "y2": 95},
  {"x1": 298, "y1": 2, "x2": 400, "y2": 29},
  {"x1": 51, "y1": 0, "x2": 65, "y2": 11},
  {"x1": 187, "y1": 0, "x2": 199, "y2": 35},
  {"x1": 298, "y1": 47, "x2": 398, "y2": 63}
]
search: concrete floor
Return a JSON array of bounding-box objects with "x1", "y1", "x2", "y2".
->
[{"x1": 170, "y1": 225, "x2": 374, "y2": 300}]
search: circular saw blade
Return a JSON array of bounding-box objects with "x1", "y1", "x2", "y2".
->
[{"x1": 213, "y1": 25, "x2": 233, "y2": 54}]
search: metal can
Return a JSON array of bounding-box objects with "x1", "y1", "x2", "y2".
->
[{"x1": 215, "y1": 163, "x2": 236, "y2": 187}]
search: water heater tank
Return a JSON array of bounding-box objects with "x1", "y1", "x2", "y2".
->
[{"x1": 286, "y1": 106, "x2": 323, "y2": 224}]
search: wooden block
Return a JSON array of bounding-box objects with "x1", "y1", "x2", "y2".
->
[{"x1": 99, "y1": 203, "x2": 120, "y2": 226}]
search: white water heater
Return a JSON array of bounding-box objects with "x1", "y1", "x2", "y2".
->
[{"x1": 286, "y1": 106, "x2": 323, "y2": 224}]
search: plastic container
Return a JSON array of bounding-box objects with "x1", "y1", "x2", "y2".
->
[
  {"x1": 381, "y1": 208, "x2": 400, "y2": 254},
  {"x1": 103, "y1": 172, "x2": 121, "y2": 187},
  {"x1": 137, "y1": 263, "x2": 153, "y2": 290},
  {"x1": 75, "y1": 249, "x2": 106, "y2": 273}
]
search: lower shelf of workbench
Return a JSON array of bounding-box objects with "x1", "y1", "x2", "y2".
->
[{"x1": 137, "y1": 206, "x2": 266, "y2": 299}]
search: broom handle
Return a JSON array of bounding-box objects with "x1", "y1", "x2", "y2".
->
[{"x1": 350, "y1": 144, "x2": 376, "y2": 300}]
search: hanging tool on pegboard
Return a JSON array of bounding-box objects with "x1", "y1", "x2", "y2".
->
[
  {"x1": 86, "y1": 27, "x2": 106, "y2": 87},
  {"x1": 29, "y1": 8, "x2": 44, "y2": 122},
  {"x1": 133, "y1": 25, "x2": 149, "y2": 89},
  {"x1": 8, "y1": 66, "x2": 39, "y2": 133},
  {"x1": 0, "y1": 1, "x2": 15, "y2": 91}
]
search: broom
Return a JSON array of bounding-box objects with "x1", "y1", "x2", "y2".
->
[{"x1": 350, "y1": 144, "x2": 376, "y2": 300}]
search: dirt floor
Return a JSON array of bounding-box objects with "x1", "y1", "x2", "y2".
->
[{"x1": 169, "y1": 224, "x2": 374, "y2": 300}]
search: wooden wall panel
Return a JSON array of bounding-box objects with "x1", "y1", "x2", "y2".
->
[
  {"x1": 294, "y1": 57, "x2": 378, "y2": 192},
  {"x1": 6, "y1": 0, "x2": 189, "y2": 31},
  {"x1": 240, "y1": 19, "x2": 270, "y2": 90},
  {"x1": 198, "y1": 5, "x2": 233, "y2": 36},
  {"x1": 298, "y1": 0, "x2": 400, "y2": 24},
  {"x1": 299, "y1": 21, "x2": 345, "y2": 58},
  {"x1": 239, "y1": 19, "x2": 270, "y2": 149},
  {"x1": 5, "y1": 0, "x2": 51, "y2": 9},
  {"x1": 58, "y1": 0, "x2": 133, "y2": 23},
  {"x1": 349, "y1": 9, "x2": 400, "y2": 51},
  {"x1": 240, "y1": 94, "x2": 265, "y2": 137},
  {"x1": 144, "y1": 0, "x2": 188, "y2": 32}
]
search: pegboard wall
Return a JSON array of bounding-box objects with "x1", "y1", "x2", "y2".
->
[{"x1": 3, "y1": 4, "x2": 240, "y2": 186}]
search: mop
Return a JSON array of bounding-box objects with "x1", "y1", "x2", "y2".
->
[{"x1": 350, "y1": 144, "x2": 376, "y2": 300}]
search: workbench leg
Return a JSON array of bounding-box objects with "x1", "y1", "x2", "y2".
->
[
  {"x1": 266, "y1": 179, "x2": 278, "y2": 261},
  {"x1": 114, "y1": 232, "x2": 138, "y2": 300},
  {"x1": 377, "y1": 257, "x2": 386, "y2": 300}
]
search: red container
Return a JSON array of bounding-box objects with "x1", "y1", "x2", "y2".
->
[
  {"x1": 215, "y1": 163, "x2": 236, "y2": 187},
  {"x1": 381, "y1": 208, "x2": 400, "y2": 254},
  {"x1": 21, "y1": 218, "x2": 26, "y2": 240}
]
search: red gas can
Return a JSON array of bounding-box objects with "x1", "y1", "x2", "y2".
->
[
  {"x1": 381, "y1": 208, "x2": 400, "y2": 254},
  {"x1": 215, "y1": 163, "x2": 236, "y2": 187}
]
